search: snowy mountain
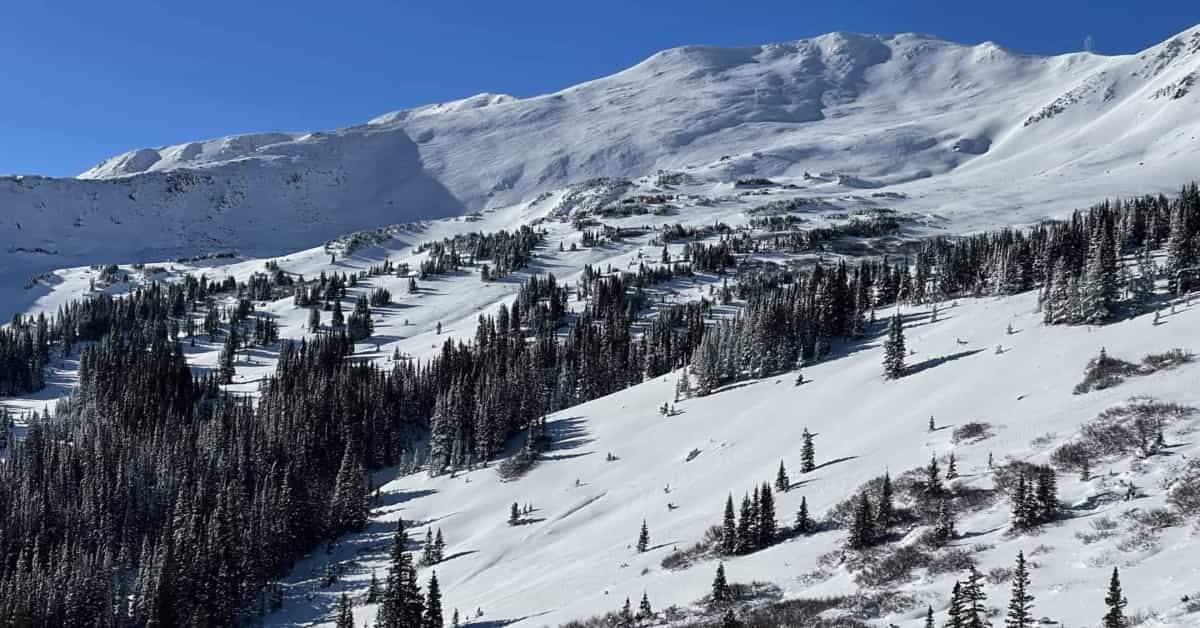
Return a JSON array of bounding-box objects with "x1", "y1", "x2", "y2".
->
[{"x1": 4, "y1": 26, "x2": 1200, "y2": 274}]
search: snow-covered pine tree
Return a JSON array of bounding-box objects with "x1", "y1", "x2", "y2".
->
[
  {"x1": 737, "y1": 494, "x2": 754, "y2": 553},
  {"x1": 946, "y1": 581, "x2": 966, "y2": 628},
  {"x1": 1034, "y1": 467, "x2": 1058, "y2": 523},
  {"x1": 775, "y1": 460, "x2": 790, "y2": 492},
  {"x1": 947, "y1": 452, "x2": 959, "y2": 480},
  {"x1": 962, "y1": 567, "x2": 988, "y2": 628},
  {"x1": 933, "y1": 498, "x2": 956, "y2": 543},
  {"x1": 637, "y1": 591, "x2": 653, "y2": 621},
  {"x1": 329, "y1": 438, "x2": 369, "y2": 536},
  {"x1": 637, "y1": 520, "x2": 650, "y2": 553},
  {"x1": 882, "y1": 313, "x2": 906, "y2": 379},
  {"x1": 926, "y1": 455, "x2": 943, "y2": 496},
  {"x1": 1103, "y1": 567, "x2": 1127, "y2": 628},
  {"x1": 618, "y1": 598, "x2": 634, "y2": 628},
  {"x1": 1004, "y1": 551, "x2": 1034, "y2": 628},
  {"x1": 801, "y1": 428, "x2": 815, "y2": 473},
  {"x1": 924, "y1": 605, "x2": 935, "y2": 628}
]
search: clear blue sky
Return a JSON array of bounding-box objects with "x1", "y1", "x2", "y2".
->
[{"x1": 3, "y1": 1, "x2": 1197, "y2": 176}]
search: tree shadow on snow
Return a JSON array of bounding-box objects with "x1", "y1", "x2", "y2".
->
[
  {"x1": 810, "y1": 455, "x2": 858, "y2": 472},
  {"x1": 904, "y1": 348, "x2": 985, "y2": 377}
]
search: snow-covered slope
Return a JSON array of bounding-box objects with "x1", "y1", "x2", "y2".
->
[{"x1": 4, "y1": 26, "x2": 1200, "y2": 275}]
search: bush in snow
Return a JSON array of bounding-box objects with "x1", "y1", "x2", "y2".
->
[
  {"x1": 952, "y1": 421, "x2": 994, "y2": 444},
  {"x1": 1166, "y1": 459, "x2": 1200, "y2": 516}
]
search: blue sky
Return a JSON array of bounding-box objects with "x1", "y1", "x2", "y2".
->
[{"x1": 2, "y1": 1, "x2": 1197, "y2": 176}]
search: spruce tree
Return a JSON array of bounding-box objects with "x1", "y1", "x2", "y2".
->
[
  {"x1": 509, "y1": 502, "x2": 520, "y2": 526},
  {"x1": 927, "y1": 455, "x2": 943, "y2": 496},
  {"x1": 875, "y1": 472, "x2": 895, "y2": 532},
  {"x1": 336, "y1": 593, "x2": 355, "y2": 628},
  {"x1": 800, "y1": 428, "x2": 815, "y2": 473},
  {"x1": 847, "y1": 491, "x2": 875, "y2": 550},
  {"x1": 1004, "y1": 551, "x2": 1033, "y2": 628},
  {"x1": 775, "y1": 460, "x2": 790, "y2": 492},
  {"x1": 946, "y1": 581, "x2": 966, "y2": 628},
  {"x1": 618, "y1": 598, "x2": 634, "y2": 628},
  {"x1": 882, "y1": 313, "x2": 906, "y2": 379},
  {"x1": 711, "y1": 563, "x2": 731, "y2": 606},
  {"x1": 962, "y1": 567, "x2": 988, "y2": 628},
  {"x1": 946, "y1": 452, "x2": 959, "y2": 480},
  {"x1": 933, "y1": 498, "x2": 956, "y2": 543},
  {"x1": 637, "y1": 520, "x2": 650, "y2": 553},
  {"x1": 925, "y1": 604, "x2": 936, "y2": 628},
  {"x1": 721, "y1": 495, "x2": 738, "y2": 554},
  {"x1": 757, "y1": 482, "x2": 776, "y2": 547},
  {"x1": 637, "y1": 591, "x2": 653, "y2": 621},
  {"x1": 1102, "y1": 567, "x2": 1127, "y2": 628},
  {"x1": 423, "y1": 572, "x2": 443, "y2": 628},
  {"x1": 795, "y1": 496, "x2": 812, "y2": 534}
]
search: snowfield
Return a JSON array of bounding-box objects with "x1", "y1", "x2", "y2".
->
[{"x1": 263, "y1": 290, "x2": 1200, "y2": 628}]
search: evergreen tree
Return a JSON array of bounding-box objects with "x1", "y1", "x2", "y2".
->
[
  {"x1": 376, "y1": 519, "x2": 424, "y2": 628},
  {"x1": 433, "y1": 528, "x2": 445, "y2": 563},
  {"x1": 637, "y1": 591, "x2": 653, "y2": 621},
  {"x1": 927, "y1": 455, "x2": 944, "y2": 496},
  {"x1": 1004, "y1": 551, "x2": 1033, "y2": 628},
  {"x1": 329, "y1": 439, "x2": 369, "y2": 536},
  {"x1": 775, "y1": 460, "x2": 790, "y2": 492},
  {"x1": 1102, "y1": 567, "x2": 1127, "y2": 628},
  {"x1": 366, "y1": 570, "x2": 381, "y2": 603},
  {"x1": 946, "y1": 581, "x2": 966, "y2": 628},
  {"x1": 883, "y1": 313, "x2": 906, "y2": 379},
  {"x1": 925, "y1": 604, "x2": 935, "y2": 628},
  {"x1": 308, "y1": 307, "x2": 321, "y2": 332},
  {"x1": 946, "y1": 452, "x2": 959, "y2": 480},
  {"x1": 336, "y1": 593, "x2": 355, "y2": 628},
  {"x1": 737, "y1": 493, "x2": 754, "y2": 553},
  {"x1": 847, "y1": 491, "x2": 875, "y2": 550},
  {"x1": 721, "y1": 495, "x2": 738, "y2": 554},
  {"x1": 962, "y1": 567, "x2": 988, "y2": 628},
  {"x1": 618, "y1": 598, "x2": 634, "y2": 628},
  {"x1": 875, "y1": 472, "x2": 895, "y2": 532},
  {"x1": 711, "y1": 563, "x2": 731, "y2": 606},
  {"x1": 637, "y1": 520, "x2": 650, "y2": 553},
  {"x1": 933, "y1": 498, "x2": 956, "y2": 543},
  {"x1": 795, "y1": 496, "x2": 812, "y2": 534},
  {"x1": 758, "y1": 482, "x2": 777, "y2": 547},
  {"x1": 509, "y1": 502, "x2": 520, "y2": 526},
  {"x1": 801, "y1": 428, "x2": 815, "y2": 473},
  {"x1": 423, "y1": 572, "x2": 443, "y2": 628}
]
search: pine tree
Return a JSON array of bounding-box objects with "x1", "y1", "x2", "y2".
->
[
  {"x1": 847, "y1": 491, "x2": 875, "y2": 550},
  {"x1": 433, "y1": 528, "x2": 445, "y2": 563},
  {"x1": 1102, "y1": 567, "x2": 1127, "y2": 628},
  {"x1": 875, "y1": 472, "x2": 895, "y2": 532},
  {"x1": 1012, "y1": 475, "x2": 1035, "y2": 530},
  {"x1": 509, "y1": 502, "x2": 520, "y2": 526},
  {"x1": 801, "y1": 428, "x2": 815, "y2": 473},
  {"x1": 637, "y1": 520, "x2": 650, "y2": 553},
  {"x1": 376, "y1": 519, "x2": 424, "y2": 628},
  {"x1": 924, "y1": 604, "x2": 936, "y2": 628},
  {"x1": 336, "y1": 593, "x2": 355, "y2": 628},
  {"x1": 946, "y1": 581, "x2": 966, "y2": 628},
  {"x1": 795, "y1": 496, "x2": 812, "y2": 534},
  {"x1": 329, "y1": 439, "x2": 368, "y2": 536},
  {"x1": 423, "y1": 529, "x2": 436, "y2": 565},
  {"x1": 637, "y1": 591, "x2": 653, "y2": 621},
  {"x1": 962, "y1": 567, "x2": 988, "y2": 628},
  {"x1": 721, "y1": 495, "x2": 738, "y2": 554},
  {"x1": 927, "y1": 455, "x2": 943, "y2": 496},
  {"x1": 366, "y1": 569, "x2": 381, "y2": 603},
  {"x1": 929, "y1": 415, "x2": 936, "y2": 432},
  {"x1": 720, "y1": 609, "x2": 740, "y2": 628},
  {"x1": 308, "y1": 307, "x2": 321, "y2": 332},
  {"x1": 423, "y1": 572, "x2": 443, "y2": 628},
  {"x1": 775, "y1": 460, "x2": 790, "y2": 492},
  {"x1": 758, "y1": 482, "x2": 776, "y2": 547},
  {"x1": 711, "y1": 563, "x2": 731, "y2": 606},
  {"x1": 882, "y1": 313, "x2": 906, "y2": 379},
  {"x1": 933, "y1": 497, "x2": 956, "y2": 544},
  {"x1": 737, "y1": 493, "x2": 755, "y2": 553},
  {"x1": 1004, "y1": 551, "x2": 1033, "y2": 628},
  {"x1": 946, "y1": 452, "x2": 959, "y2": 480},
  {"x1": 618, "y1": 597, "x2": 634, "y2": 628}
]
